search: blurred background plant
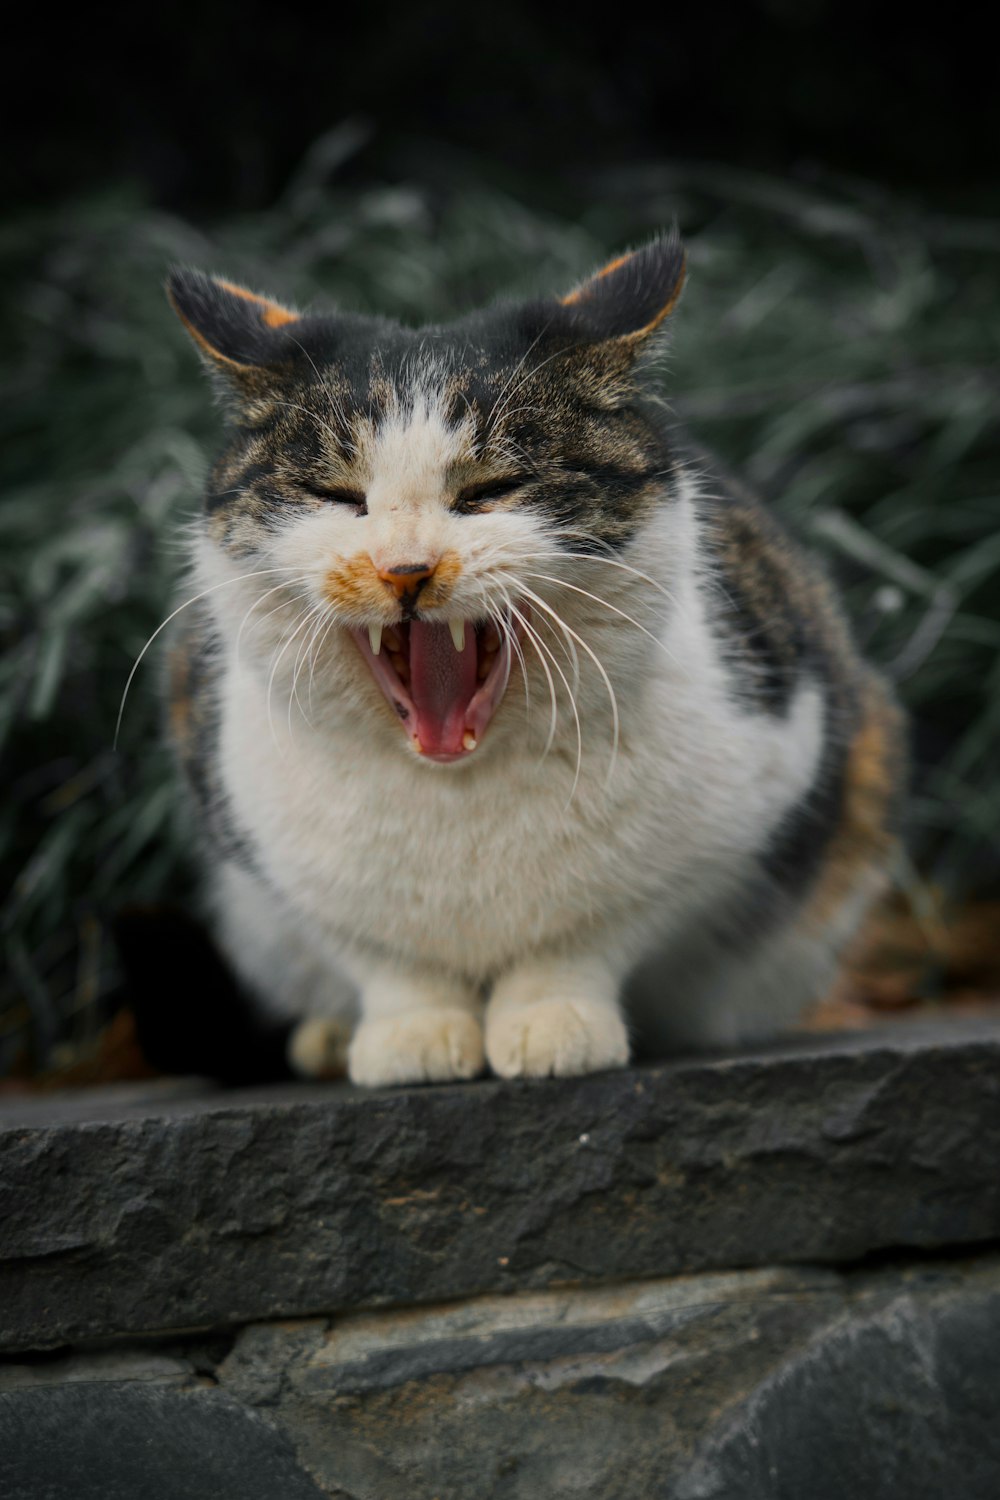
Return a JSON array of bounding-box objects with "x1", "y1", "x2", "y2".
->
[{"x1": 2, "y1": 122, "x2": 998, "y2": 1076}]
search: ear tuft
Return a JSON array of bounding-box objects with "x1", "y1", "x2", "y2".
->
[
  {"x1": 166, "y1": 268, "x2": 301, "y2": 370},
  {"x1": 560, "y1": 234, "x2": 687, "y2": 342}
]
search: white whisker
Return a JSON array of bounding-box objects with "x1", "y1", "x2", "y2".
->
[
  {"x1": 288, "y1": 604, "x2": 328, "y2": 733},
  {"x1": 236, "y1": 576, "x2": 314, "y2": 666},
  {"x1": 485, "y1": 600, "x2": 528, "y2": 717},
  {"x1": 502, "y1": 595, "x2": 559, "y2": 758},
  {"x1": 114, "y1": 566, "x2": 303, "y2": 748},
  {"x1": 521, "y1": 571, "x2": 686, "y2": 674},
  {"x1": 266, "y1": 601, "x2": 323, "y2": 751},
  {"x1": 308, "y1": 606, "x2": 343, "y2": 711},
  {"x1": 514, "y1": 542, "x2": 679, "y2": 604},
  {"x1": 510, "y1": 600, "x2": 583, "y2": 803},
  {"x1": 505, "y1": 579, "x2": 621, "y2": 785}
]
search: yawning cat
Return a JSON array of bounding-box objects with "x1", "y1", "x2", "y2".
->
[{"x1": 164, "y1": 236, "x2": 904, "y2": 1086}]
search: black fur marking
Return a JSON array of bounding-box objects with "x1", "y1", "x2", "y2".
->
[
  {"x1": 713, "y1": 572, "x2": 808, "y2": 714},
  {"x1": 757, "y1": 704, "x2": 853, "y2": 896}
]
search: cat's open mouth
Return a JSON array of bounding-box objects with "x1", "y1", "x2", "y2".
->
[{"x1": 351, "y1": 612, "x2": 524, "y2": 763}]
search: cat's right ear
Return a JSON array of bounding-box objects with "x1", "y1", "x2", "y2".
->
[{"x1": 166, "y1": 268, "x2": 301, "y2": 379}]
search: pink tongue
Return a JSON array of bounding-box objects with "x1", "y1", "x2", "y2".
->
[{"x1": 408, "y1": 621, "x2": 478, "y2": 755}]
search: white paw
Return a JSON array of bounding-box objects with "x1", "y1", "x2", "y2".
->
[
  {"x1": 287, "y1": 1017, "x2": 353, "y2": 1079},
  {"x1": 348, "y1": 1010, "x2": 485, "y2": 1088},
  {"x1": 485, "y1": 997, "x2": 630, "y2": 1079}
]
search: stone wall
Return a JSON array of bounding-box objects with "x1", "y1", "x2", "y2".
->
[{"x1": 3, "y1": 1022, "x2": 1000, "y2": 1497}]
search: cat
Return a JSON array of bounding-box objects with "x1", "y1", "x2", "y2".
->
[{"x1": 163, "y1": 234, "x2": 904, "y2": 1088}]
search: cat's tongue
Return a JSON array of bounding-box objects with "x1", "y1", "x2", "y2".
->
[{"x1": 408, "y1": 620, "x2": 478, "y2": 757}]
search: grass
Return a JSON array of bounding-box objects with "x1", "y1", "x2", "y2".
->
[{"x1": 2, "y1": 137, "x2": 998, "y2": 1070}]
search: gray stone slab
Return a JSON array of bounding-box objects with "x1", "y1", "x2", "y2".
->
[
  {"x1": 2, "y1": 1256, "x2": 999, "y2": 1497},
  {"x1": 0, "y1": 1383, "x2": 330, "y2": 1500},
  {"x1": 2, "y1": 1021, "x2": 999, "y2": 1351},
  {"x1": 243, "y1": 1254, "x2": 1000, "y2": 1499}
]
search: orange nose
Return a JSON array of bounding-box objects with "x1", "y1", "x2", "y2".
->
[{"x1": 376, "y1": 562, "x2": 436, "y2": 600}]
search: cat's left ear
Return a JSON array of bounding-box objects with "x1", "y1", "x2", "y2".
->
[
  {"x1": 166, "y1": 268, "x2": 301, "y2": 373},
  {"x1": 559, "y1": 234, "x2": 686, "y2": 345}
]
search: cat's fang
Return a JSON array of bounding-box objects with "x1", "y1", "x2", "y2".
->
[
  {"x1": 462, "y1": 731, "x2": 477, "y2": 751},
  {"x1": 368, "y1": 623, "x2": 383, "y2": 656},
  {"x1": 448, "y1": 618, "x2": 465, "y2": 652}
]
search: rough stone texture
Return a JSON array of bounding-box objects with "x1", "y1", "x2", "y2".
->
[
  {"x1": 2, "y1": 1256, "x2": 998, "y2": 1498},
  {"x1": 244, "y1": 1255, "x2": 1000, "y2": 1499},
  {"x1": 3, "y1": 1021, "x2": 1000, "y2": 1351}
]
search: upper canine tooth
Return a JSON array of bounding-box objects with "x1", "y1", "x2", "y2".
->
[
  {"x1": 368, "y1": 623, "x2": 383, "y2": 656},
  {"x1": 448, "y1": 618, "x2": 466, "y2": 652}
]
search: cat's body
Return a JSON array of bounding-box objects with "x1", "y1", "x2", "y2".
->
[{"x1": 165, "y1": 240, "x2": 903, "y2": 1086}]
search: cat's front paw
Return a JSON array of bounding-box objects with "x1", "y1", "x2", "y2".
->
[
  {"x1": 287, "y1": 1017, "x2": 353, "y2": 1078},
  {"x1": 485, "y1": 996, "x2": 629, "y2": 1079},
  {"x1": 348, "y1": 1010, "x2": 485, "y2": 1087}
]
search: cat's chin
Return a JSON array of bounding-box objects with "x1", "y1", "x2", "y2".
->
[{"x1": 350, "y1": 609, "x2": 526, "y2": 764}]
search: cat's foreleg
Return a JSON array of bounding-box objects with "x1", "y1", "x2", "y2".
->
[
  {"x1": 485, "y1": 954, "x2": 630, "y2": 1079},
  {"x1": 347, "y1": 962, "x2": 485, "y2": 1087}
]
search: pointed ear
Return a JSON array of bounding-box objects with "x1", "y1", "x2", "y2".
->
[
  {"x1": 559, "y1": 234, "x2": 686, "y2": 343},
  {"x1": 166, "y1": 268, "x2": 301, "y2": 372}
]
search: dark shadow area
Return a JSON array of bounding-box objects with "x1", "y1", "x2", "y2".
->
[{"x1": 7, "y1": 2, "x2": 996, "y2": 215}]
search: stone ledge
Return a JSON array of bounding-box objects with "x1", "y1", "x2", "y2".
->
[
  {"x1": 3, "y1": 1254, "x2": 1000, "y2": 1498},
  {"x1": 2, "y1": 1020, "x2": 1000, "y2": 1353}
]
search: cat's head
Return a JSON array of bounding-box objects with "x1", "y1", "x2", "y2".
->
[{"x1": 168, "y1": 237, "x2": 687, "y2": 766}]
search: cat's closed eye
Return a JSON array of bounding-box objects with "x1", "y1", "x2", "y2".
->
[
  {"x1": 307, "y1": 485, "x2": 368, "y2": 514},
  {"x1": 453, "y1": 476, "x2": 526, "y2": 514}
]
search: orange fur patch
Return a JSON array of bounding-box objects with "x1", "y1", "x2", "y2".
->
[
  {"x1": 419, "y1": 550, "x2": 463, "y2": 609},
  {"x1": 215, "y1": 279, "x2": 300, "y2": 328},
  {"x1": 324, "y1": 550, "x2": 464, "y2": 614},
  {"x1": 804, "y1": 682, "x2": 904, "y2": 930}
]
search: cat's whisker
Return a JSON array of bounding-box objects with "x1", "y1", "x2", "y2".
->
[
  {"x1": 507, "y1": 580, "x2": 621, "y2": 785},
  {"x1": 265, "y1": 600, "x2": 323, "y2": 752},
  {"x1": 521, "y1": 570, "x2": 687, "y2": 675},
  {"x1": 503, "y1": 596, "x2": 560, "y2": 759},
  {"x1": 114, "y1": 565, "x2": 304, "y2": 748},
  {"x1": 520, "y1": 541, "x2": 680, "y2": 605},
  {"x1": 510, "y1": 600, "x2": 584, "y2": 803},
  {"x1": 289, "y1": 603, "x2": 329, "y2": 733},
  {"x1": 308, "y1": 606, "x2": 344, "y2": 710},
  {"x1": 530, "y1": 612, "x2": 586, "y2": 801},
  {"x1": 532, "y1": 593, "x2": 582, "y2": 697},
  {"x1": 235, "y1": 576, "x2": 314, "y2": 668},
  {"x1": 489, "y1": 599, "x2": 530, "y2": 717}
]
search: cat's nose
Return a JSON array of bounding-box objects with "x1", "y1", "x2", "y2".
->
[{"x1": 375, "y1": 562, "x2": 436, "y2": 601}]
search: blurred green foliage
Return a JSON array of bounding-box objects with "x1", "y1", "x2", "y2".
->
[{"x1": 2, "y1": 138, "x2": 999, "y2": 1068}]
